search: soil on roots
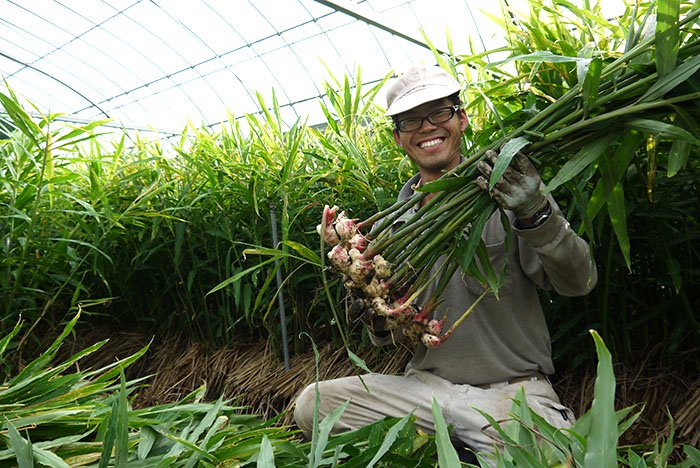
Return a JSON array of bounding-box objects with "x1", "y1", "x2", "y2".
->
[{"x1": 57, "y1": 326, "x2": 699, "y2": 449}]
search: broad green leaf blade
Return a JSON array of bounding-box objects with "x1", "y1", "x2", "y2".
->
[
  {"x1": 684, "y1": 445, "x2": 700, "y2": 466},
  {"x1": 586, "y1": 130, "x2": 640, "y2": 223},
  {"x1": 0, "y1": 320, "x2": 23, "y2": 360},
  {"x1": 6, "y1": 418, "x2": 34, "y2": 468},
  {"x1": 0, "y1": 90, "x2": 42, "y2": 146},
  {"x1": 431, "y1": 396, "x2": 460, "y2": 468},
  {"x1": 667, "y1": 140, "x2": 690, "y2": 177},
  {"x1": 607, "y1": 182, "x2": 631, "y2": 270},
  {"x1": 625, "y1": 118, "x2": 700, "y2": 145},
  {"x1": 583, "y1": 330, "x2": 617, "y2": 468},
  {"x1": 29, "y1": 447, "x2": 71, "y2": 468},
  {"x1": 99, "y1": 370, "x2": 130, "y2": 468},
  {"x1": 137, "y1": 426, "x2": 157, "y2": 460},
  {"x1": 488, "y1": 50, "x2": 587, "y2": 67},
  {"x1": 256, "y1": 435, "x2": 275, "y2": 468},
  {"x1": 366, "y1": 414, "x2": 411, "y2": 468},
  {"x1": 282, "y1": 240, "x2": 321, "y2": 264},
  {"x1": 509, "y1": 387, "x2": 535, "y2": 450},
  {"x1": 312, "y1": 400, "x2": 349, "y2": 468},
  {"x1": 546, "y1": 132, "x2": 619, "y2": 193},
  {"x1": 347, "y1": 349, "x2": 371, "y2": 373},
  {"x1": 489, "y1": 136, "x2": 530, "y2": 190},
  {"x1": 456, "y1": 203, "x2": 495, "y2": 273},
  {"x1": 582, "y1": 58, "x2": 602, "y2": 116},
  {"x1": 206, "y1": 257, "x2": 277, "y2": 296},
  {"x1": 655, "y1": 0, "x2": 681, "y2": 77},
  {"x1": 638, "y1": 54, "x2": 700, "y2": 102}
]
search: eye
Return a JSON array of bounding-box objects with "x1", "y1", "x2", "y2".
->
[
  {"x1": 429, "y1": 108, "x2": 452, "y2": 122},
  {"x1": 399, "y1": 117, "x2": 421, "y2": 132}
]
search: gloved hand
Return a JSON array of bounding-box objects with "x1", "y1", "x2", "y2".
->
[
  {"x1": 347, "y1": 289, "x2": 391, "y2": 338},
  {"x1": 347, "y1": 289, "x2": 369, "y2": 323},
  {"x1": 476, "y1": 150, "x2": 548, "y2": 222}
]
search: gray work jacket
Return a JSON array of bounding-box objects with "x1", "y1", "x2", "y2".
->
[{"x1": 371, "y1": 173, "x2": 598, "y2": 386}]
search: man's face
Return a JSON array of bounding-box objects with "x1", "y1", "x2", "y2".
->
[{"x1": 393, "y1": 98, "x2": 468, "y2": 182}]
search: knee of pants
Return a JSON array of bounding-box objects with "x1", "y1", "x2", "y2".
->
[{"x1": 293, "y1": 383, "x2": 316, "y2": 438}]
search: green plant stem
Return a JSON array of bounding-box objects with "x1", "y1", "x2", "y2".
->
[
  {"x1": 387, "y1": 197, "x2": 482, "y2": 287},
  {"x1": 378, "y1": 186, "x2": 480, "y2": 262},
  {"x1": 537, "y1": 91, "x2": 700, "y2": 144}
]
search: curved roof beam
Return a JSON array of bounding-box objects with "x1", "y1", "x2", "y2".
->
[
  {"x1": 0, "y1": 50, "x2": 111, "y2": 120},
  {"x1": 313, "y1": 0, "x2": 448, "y2": 57}
]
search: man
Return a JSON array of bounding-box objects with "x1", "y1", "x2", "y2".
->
[{"x1": 293, "y1": 65, "x2": 597, "y2": 459}]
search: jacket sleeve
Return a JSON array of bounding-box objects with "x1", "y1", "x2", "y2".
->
[{"x1": 513, "y1": 197, "x2": 598, "y2": 297}]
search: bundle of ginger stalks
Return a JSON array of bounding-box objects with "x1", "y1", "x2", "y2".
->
[{"x1": 319, "y1": 2, "x2": 700, "y2": 347}]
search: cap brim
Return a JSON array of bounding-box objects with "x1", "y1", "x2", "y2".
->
[{"x1": 385, "y1": 83, "x2": 460, "y2": 116}]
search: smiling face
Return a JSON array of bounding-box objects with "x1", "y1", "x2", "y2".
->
[{"x1": 393, "y1": 98, "x2": 468, "y2": 183}]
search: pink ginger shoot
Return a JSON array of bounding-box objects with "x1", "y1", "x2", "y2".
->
[
  {"x1": 334, "y1": 211, "x2": 358, "y2": 241},
  {"x1": 327, "y1": 244, "x2": 350, "y2": 271},
  {"x1": 317, "y1": 204, "x2": 340, "y2": 246},
  {"x1": 348, "y1": 233, "x2": 367, "y2": 252},
  {"x1": 421, "y1": 334, "x2": 441, "y2": 348}
]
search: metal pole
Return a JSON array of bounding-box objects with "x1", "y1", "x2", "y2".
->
[{"x1": 270, "y1": 204, "x2": 291, "y2": 372}]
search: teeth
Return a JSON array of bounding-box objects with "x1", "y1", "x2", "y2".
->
[{"x1": 420, "y1": 138, "x2": 443, "y2": 149}]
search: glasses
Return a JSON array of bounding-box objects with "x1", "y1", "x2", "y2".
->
[{"x1": 396, "y1": 105, "x2": 460, "y2": 132}]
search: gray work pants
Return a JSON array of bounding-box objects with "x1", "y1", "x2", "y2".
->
[{"x1": 293, "y1": 368, "x2": 574, "y2": 456}]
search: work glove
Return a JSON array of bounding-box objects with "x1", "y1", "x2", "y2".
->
[
  {"x1": 347, "y1": 289, "x2": 392, "y2": 338},
  {"x1": 476, "y1": 150, "x2": 548, "y2": 222}
]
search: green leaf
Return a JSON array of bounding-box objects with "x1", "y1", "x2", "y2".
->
[
  {"x1": 586, "y1": 131, "x2": 640, "y2": 222},
  {"x1": 488, "y1": 50, "x2": 588, "y2": 67},
  {"x1": 312, "y1": 401, "x2": 349, "y2": 468},
  {"x1": 655, "y1": 0, "x2": 681, "y2": 77},
  {"x1": 456, "y1": 204, "x2": 495, "y2": 273},
  {"x1": 366, "y1": 414, "x2": 411, "y2": 467},
  {"x1": 581, "y1": 58, "x2": 602, "y2": 116},
  {"x1": 347, "y1": 349, "x2": 371, "y2": 373},
  {"x1": 625, "y1": 118, "x2": 700, "y2": 145},
  {"x1": 489, "y1": 136, "x2": 530, "y2": 190},
  {"x1": 29, "y1": 447, "x2": 71, "y2": 468},
  {"x1": 667, "y1": 140, "x2": 690, "y2": 177},
  {"x1": 256, "y1": 435, "x2": 275, "y2": 468},
  {"x1": 99, "y1": 370, "x2": 130, "y2": 468},
  {"x1": 0, "y1": 90, "x2": 42, "y2": 147},
  {"x1": 626, "y1": 448, "x2": 645, "y2": 468},
  {"x1": 683, "y1": 444, "x2": 700, "y2": 466},
  {"x1": 6, "y1": 418, "x2": 34, "y2": 468},
  {"x1": 638, "y1": 54, "x2": 700, "y2": 102},
  {"x1": 546, "y1": 132, "x2": 619, "y2": 193},
  {"x1": 137, "y1": 426, "x2": 157, "y2": 460},
  {"x1": 582, "y1": 330, "x2": 617, "y2": 468},
  {"x1": 282, "y1": 240, "x2": 321, "y2": 264},
  {"x1": 206, "y1": 257, "x2": 278, "y2": 296},
  {"x1": 431, "y1": 396, "x2": 460, "y2": 468},
  {"x1": 509, "y1": 387, "x2": 535, "y2": 450},
  {"x1": 607, "y1": 182, "x2": 631, "y2": 270},
  {"x1": 0, "y1": 320, "x2": 23, "y2": 361}
]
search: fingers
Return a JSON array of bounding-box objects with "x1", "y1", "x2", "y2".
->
[
  {"x1": 513, "y1": 152, "x2": 538, "y2": 177},
  {"x1": 478, "y1": 149, "x2": 522, "y2": 186}
]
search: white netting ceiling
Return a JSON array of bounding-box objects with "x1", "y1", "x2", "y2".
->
[{"x1": 1, "y1": 0, "x2": 530, "y2": 135}]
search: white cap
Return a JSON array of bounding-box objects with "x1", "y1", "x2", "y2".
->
[{"x1": 385, "y1": 65, "x2": 461, "y2": 116}]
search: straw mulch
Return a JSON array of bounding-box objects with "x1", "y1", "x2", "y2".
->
[{"x1": 59, "y1": 327, "x2": 699, "y2": 449}]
